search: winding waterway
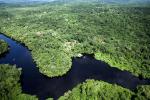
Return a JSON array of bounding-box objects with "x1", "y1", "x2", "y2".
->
[{"x1": 0, "y1": 33, "x2": 150, "y2": 100}]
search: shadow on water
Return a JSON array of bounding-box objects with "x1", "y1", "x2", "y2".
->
[{"x1": 0, "y1": 33, "x2": 150, "y2": 100}]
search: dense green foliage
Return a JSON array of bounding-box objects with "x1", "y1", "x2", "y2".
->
[
  {"x1": 0, "y1": 3, "x2": 150, "y2": 78},
  {"x1": 0, "y1": 64, "x2": 37, "y2": 100},
  {"x1": 0, "y1": 40, "x2": 8, "y2": 55},
  {"x1": 0, "y1": 2, "x2": 150, "y2": 100},
  {"x1": 59, "y1": 80, "x2": 134, "y2": 100},
  {"x1": 134, "y1": 85, "x2": 150, "y2": 100}
]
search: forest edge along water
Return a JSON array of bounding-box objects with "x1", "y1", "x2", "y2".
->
[{"x1": 0, "y1": 33, "x2": 150, "y2": 100}]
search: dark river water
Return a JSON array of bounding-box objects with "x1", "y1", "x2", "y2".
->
[{"x1": 0, "y1": 33, "x2": 150, "y2": 100}]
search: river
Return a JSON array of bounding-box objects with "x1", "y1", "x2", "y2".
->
[{"x1": 0, "y1": 33, "x2": 150, "y2": 100}]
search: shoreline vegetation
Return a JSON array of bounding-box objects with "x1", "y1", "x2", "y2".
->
[
  {"x1": 0, "y1": 39, "x2": 9, "y2": 55},
  {"x1": 0, "y1": 2, "x2": 150, "y2": 100}
]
